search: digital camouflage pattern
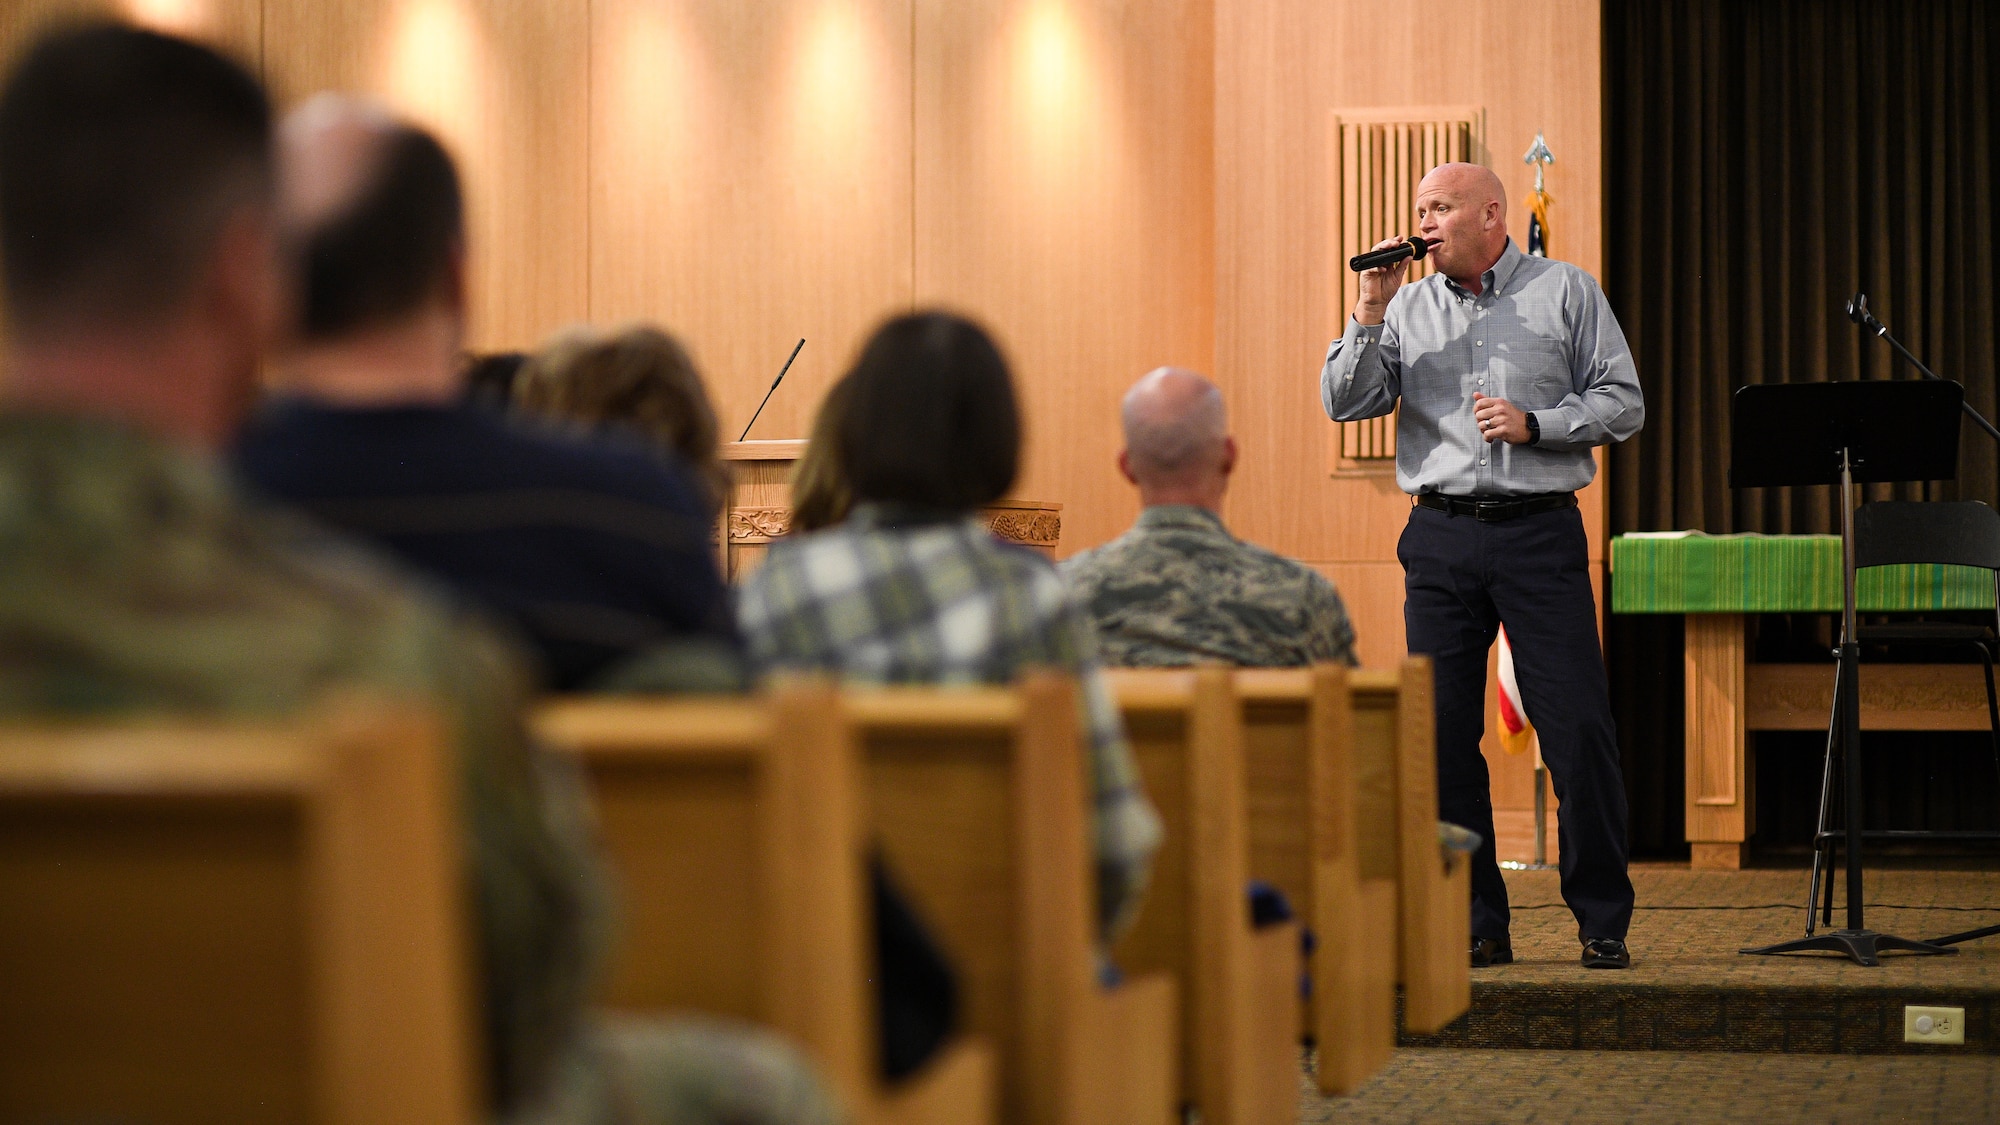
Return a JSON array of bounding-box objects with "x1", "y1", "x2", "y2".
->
[
  {"x1": 0, "y1": 414, "x2": 839, "y2": 1125},
  {"x1": 1061, "y1": 505, "x2": 1358, "y2": 669}
]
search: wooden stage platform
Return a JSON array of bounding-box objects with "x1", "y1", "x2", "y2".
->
[{"x1": 1400, "y1": 863, "x2": 2000, "y2": 1055}]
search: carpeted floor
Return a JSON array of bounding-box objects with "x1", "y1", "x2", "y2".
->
[
  {"x1": 1298, "y1": 1047, "x2": 2000, "y2": 1123},
  {"x1": 1487, "y1": 863, "x2": 2000, "y2": 989},
  {"x1": 1398, "y1": 863, "x2": 2000, "y2": 1053}
]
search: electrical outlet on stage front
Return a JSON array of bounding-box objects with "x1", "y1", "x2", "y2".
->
[{"x1": 1903, "y1": 1005, "x2": 1965, "y2": 1045}]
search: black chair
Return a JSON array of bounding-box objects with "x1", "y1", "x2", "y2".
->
[{"x1": 1809, "y1": 500, "x2": 2000, "y2": 932}]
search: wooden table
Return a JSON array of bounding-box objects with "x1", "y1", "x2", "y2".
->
[
  {"x1": 1611, "y1": 533, "x2": 1997, "y2": 869},
  {"x1": 720, "y1": 440, "x2": 1062, "y2": 580}
]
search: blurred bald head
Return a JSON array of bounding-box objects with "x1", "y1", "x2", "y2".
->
[
  {"x1": 280, "y1": 94, "x2": 463, "y2": 342},
  {"x1": 1118, "y1": 367, "x2": 1236, "y2": 511}
]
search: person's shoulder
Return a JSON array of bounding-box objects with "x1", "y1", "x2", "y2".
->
[
  {"x1": 446, "y1": 410, "x2": 719, "y2": 542},
  {"x1": 1218, "y1": 535, "x2": 1340, "y2": 599},
  {"x1": 739, "y1": 522, "x2": 866, "y2": 597},
  {"x1": 250, "y1": 499, "x2": 518, "y2": 665},
  {"x1": 1393, "y1": 270, "x2": 1453, "y2": 302},
  {"x1": 1056, "y1": 526, "x2": 1141, "y2": 584},
  {"x1": 1514, "y1": 252, "x2": 1602, "y2": 293},
  {"x1": 482, "y1": 410, "x2": 694, "y2": 490},
  {"x1": 0, "y1": 434, "x2": 522, "y2": 713},
  {"x1": 972, "y1": 525, "x2": 1065, "y2": 585}
]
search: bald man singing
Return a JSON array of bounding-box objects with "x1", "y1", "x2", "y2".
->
[
  {"x1": 1321, "y1": 163, "x2": 1644, "y2": 970},
  {"x1": 1064, "y1": 367, "x2": 1356, "y2": 667}
]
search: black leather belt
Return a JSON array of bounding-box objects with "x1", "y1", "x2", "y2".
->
[{"x1": 1414, "y1": 491, "x2": 1577, "y2": 522}]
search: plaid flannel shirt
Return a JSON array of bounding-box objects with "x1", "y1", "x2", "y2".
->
[{"x1": 736, "y1": 502, "x2": 1162, "y2": 938}]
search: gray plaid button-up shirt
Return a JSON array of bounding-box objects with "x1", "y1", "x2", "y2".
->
[
  {"x1": 1320, "y1": 239, "x2": 1643, "y2": 496},
  {"x1": 736, "y1": 502, "x2": 1162, "y2": 939}
]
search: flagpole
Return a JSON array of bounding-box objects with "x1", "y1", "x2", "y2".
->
[{"x1": 1533, "y1": 738, "x2": 1549, "y2": 868}]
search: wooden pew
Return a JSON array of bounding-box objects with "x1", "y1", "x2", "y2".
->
[
  {"x1": 1352, "y1": 658, "x2": 1468, "y2": 1033},
  {"x1": 1105, "y1": 666, "x2": 1303, "y2": 1125},
  {"x1": 0, "y1": 703, "x2": 478, "y2": 1125},
  {"x1": 845, "y1": 674, "x2": 1179, "y2": 1125},
  {"x1": 532, "y1": 683, "x2": 994, "y2": 1125},
  {"x1": 1236, "y1": 664, "x2": 1398, "y2": 1095}
]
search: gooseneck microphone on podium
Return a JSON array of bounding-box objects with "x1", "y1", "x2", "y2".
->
[
  {"x1": 738, "y1": 337, "x2": 806, "y2": 442},
  {"x1": 1349, "y1": 236, "x2": 1429, "y2": 272}
]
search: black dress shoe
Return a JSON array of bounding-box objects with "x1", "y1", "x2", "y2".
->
[
  {"x1": 1581, "y1": 938, "x2": 1631, "y2": 969},
  {"x1": 1470, "y1": 936, "x2": 1513, "y2": 967}
]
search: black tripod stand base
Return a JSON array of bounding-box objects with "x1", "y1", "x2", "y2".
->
[{"x1": 1741, "y1": 928, "x2": 1959, "y2": 967}]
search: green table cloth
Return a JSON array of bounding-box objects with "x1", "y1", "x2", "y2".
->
[{"x1": 1609, "y1": 533, "x2": 1996, "y2": 614}]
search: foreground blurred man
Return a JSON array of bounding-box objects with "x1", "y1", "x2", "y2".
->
[
  {"x1": 235, "y1": 96, "x2": 736, "y2": 693},
  {"x1": 0, "y1": 24, "x2": 836, "y2": 1124},
  {"x1": 1063, "y1": 366, "x2": 1357, "y2": 667}
]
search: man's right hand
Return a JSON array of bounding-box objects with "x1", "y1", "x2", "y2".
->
[{"x1": 1354, "y1": 235, "x2": 1413, "y2": 325}]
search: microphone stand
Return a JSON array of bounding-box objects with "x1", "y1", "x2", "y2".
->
[
  {"x1": 1849, "y1": 295, "x2": 2000, "y2": 949},
  {"x1": 1851, "y1": 295, "x2": 2000, "y2": 446},
  {"x1": 738, "y1": 338, "x2": 806, "y2": 442}
]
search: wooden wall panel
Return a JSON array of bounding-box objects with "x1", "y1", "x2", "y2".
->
[
  {"x1": 914, "y1": 0, "x2": 1215, "y2": 557},
  {"x1": 590, "y1": 0, "x2": 914, "y2": 445},
  {"x1": 262, "y1": 0, "x2": 589, "y2": 351},
  {"x1": 2, "y1": 1, "x2": 262, "y2": 67}
]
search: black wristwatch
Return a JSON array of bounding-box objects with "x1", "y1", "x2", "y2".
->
[{"x1": 1524, "y1": 412, "x2": 1541, "y2": 445}]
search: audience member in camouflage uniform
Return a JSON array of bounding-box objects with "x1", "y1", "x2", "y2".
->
[
  {"x1": 0, "y1": 25, "x2": 836, "y2": 1125},
  {"x1": 1063, "y1": 368, "x2": 1357, "y2": 668}
]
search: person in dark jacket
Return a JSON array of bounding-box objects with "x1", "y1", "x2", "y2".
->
[{"x1": 235, "y1": 96, "x2": 738, "y2": 693}]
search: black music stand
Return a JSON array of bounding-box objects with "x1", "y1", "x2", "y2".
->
[{"x1": 1731, "y1": 380, "x2": 1965, "y2": 966}]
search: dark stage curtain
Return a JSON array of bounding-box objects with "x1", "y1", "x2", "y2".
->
[{"x1": 1604, "y1": 0, "x2": 2000, "y2": 856}]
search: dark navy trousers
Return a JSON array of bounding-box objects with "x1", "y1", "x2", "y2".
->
[{"x1": 1398, "y1": 502, "x2": 1635, "y2": 943}]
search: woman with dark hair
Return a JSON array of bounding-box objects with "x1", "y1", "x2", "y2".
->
[
  {"x1": 786, "y1": 375, "x2": 855, "y2": 533},
  {"x1": 736, "y1": 312, "x2": 1162, "y2": 940}
]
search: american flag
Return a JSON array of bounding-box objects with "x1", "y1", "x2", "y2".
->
[
  {"x1": 1526, "y1": 187, "x2": 1552, "y2": 258},
  {"x1": 1496, "y1": 625, "x2": 1535, "y2": 755}
]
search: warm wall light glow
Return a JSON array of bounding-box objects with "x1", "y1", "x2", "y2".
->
[
  {"x1": 604, "y1": 4, "x2": 709, "y2": 197},
  {"x1": 1010, "y1": 0, "x2": 1118, "y2": 189},
  {"x1": 379, "y1": 0, "x2": 491, "y2": 162},
  {"x1": 122, "y1": 0, "x2": 212, "y2": 36},
  {"x1": 1022, "y1": 1, "x2": 1081, "y2": 120},
  {"x1": 782, "y1": 1, "x2": 890, "y2": 173}
]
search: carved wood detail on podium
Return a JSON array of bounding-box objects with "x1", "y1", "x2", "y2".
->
[
  {"x1": 982, "y1": 508, "x2": 1062, "y2": 548},
  {"x1": 728, "y1": 506, "x2": 794, "y2": 544},
  {"x1": 726, "y1": 504, "x2": 1062, "y2": 550}
]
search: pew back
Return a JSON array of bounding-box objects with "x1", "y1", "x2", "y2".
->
[
  {"x1": 1107, "y1": 666, "x2": 1302, "y2": 1125},
  {"x1": 0, "y1": 704, "x2": 477, "y2": 1125},
  {"x1": 534, "y1": 686, "x2": 994, "y2": 1125},
  {"x1": 846, "y1": 676, "x2": 1178, "y2": 1125},
  {"x1": 1350, "y1": 658, "x2": 1469, "y2": 1032},
  {"x1": 1237, "y1": 665, "x2": 1398, "y2": 1095}
]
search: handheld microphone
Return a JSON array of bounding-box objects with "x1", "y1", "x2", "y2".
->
[
  {"x1": 738, "y1": 337, "x2": 806, "y2": 442},
  {"x1": 1845, "y1": 293, "x2": 1885, "y2": 336},
  {"x1": 1350, "y1": 236, "x2": 1429, "y2": 273}
]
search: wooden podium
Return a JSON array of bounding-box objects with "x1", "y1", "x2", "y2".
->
[{"x1": 720, "y1": 440, "x2": 1063, "y2": 580}]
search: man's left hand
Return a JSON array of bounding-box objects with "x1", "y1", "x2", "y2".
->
[{"x1": 1472, "y1": 393, "x2": 1530, "y2": 444}]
